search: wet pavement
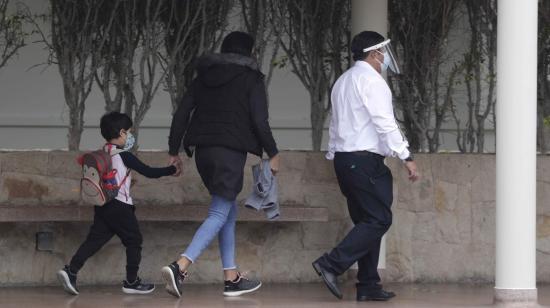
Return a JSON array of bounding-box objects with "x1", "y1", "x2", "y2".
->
[{"x1": 0, "y1": 283, "x2": 548, "y2": 307}]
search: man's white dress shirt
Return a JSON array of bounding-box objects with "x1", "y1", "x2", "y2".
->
[{"x1": 326, "y1": 61, "x2": 410, "y2": 160}]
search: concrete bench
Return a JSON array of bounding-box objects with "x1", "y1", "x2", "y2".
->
[{"x1": 0, "y1": 204, "x2": 329, "y2": 222}]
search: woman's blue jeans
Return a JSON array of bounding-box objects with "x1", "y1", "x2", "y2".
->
[{"x1": 182, "y1": 195, "x2": 237, "y2": 270}]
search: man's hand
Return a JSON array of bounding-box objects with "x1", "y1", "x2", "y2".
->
[
  {"x1": 269, "y1": 154, "x2": 281, "y2": 175},
  {"x1": 404, "y1": 161, "x2": 419, "y2": 182},
  {"x1": 169, "y1": 155, "x2": 183, "y2": 177}
]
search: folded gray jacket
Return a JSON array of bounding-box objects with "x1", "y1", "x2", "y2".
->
[{"x1": 245, "y1": 159, "x2": 280, "y2": 220}]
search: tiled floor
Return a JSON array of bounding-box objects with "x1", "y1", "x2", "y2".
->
[{"x1": 0, "y1": 283, "x2": 548, "y2": 308}]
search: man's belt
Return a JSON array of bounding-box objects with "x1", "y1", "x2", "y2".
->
[{"x1": 340, "y1": 151, "x2": 385, "y2": 159}]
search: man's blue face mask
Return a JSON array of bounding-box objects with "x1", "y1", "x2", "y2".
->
[
  {"x1": 376, "y1": 51, "x2": 391, "y2": 73},
  {"x1": 363, "y1": 39, "x2": 401, "y2": 74}
]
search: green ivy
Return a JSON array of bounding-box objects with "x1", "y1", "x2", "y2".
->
[{"x1": 545, "y1": 116, "x2": 550, "y2": 127}]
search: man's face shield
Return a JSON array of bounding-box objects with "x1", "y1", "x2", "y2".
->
[{"x1": 363, "y1": 39, "x2": 401, "y2": 74}]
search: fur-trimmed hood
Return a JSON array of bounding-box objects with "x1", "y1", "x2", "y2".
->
[{"x1": 196, "y1": 53, "x2": 261, "y2": 87}]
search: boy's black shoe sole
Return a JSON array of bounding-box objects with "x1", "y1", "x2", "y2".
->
[
  {"x1": 122, "y1": 281, "x2": 155, "y2": 294},
  {"x1": 57, "y1": 269, "x2": 79, "y2": 295},
  {"x1": 122, "y1": 286, "x2": 155, "y2": 295}
]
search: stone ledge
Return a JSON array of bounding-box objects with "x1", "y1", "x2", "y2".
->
[
  {"x1": 494, "y1": 288, "x2": 539, "y2": 307},
  {"x1": 0, "y1": 204, "x2": 328, "y2": 222}
]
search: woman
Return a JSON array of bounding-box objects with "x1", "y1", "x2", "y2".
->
[{"x1": 162, "y1": 31, "x2": 280, "y2": 298}]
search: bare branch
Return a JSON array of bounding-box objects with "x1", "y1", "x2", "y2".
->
[
  {"x1": 269, "y1": 0, "x2": 350, "y2": 150},
  {"x1": 388, "y1": 0, "x2": 462, "y2": 152},
  {"x1": 161, "y1": 0, "x2": 231, "y2": 112}
]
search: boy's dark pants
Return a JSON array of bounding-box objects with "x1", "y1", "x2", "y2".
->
[
  {"x1": 69, "y1": 199, "x2": 143, "y2": 282},
  {"x1": 318, "y1": 151, "x2": 393, "y2": 293}
]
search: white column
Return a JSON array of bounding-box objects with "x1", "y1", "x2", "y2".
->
[
  {"x1": 351, "y1": 0, "x2": 388, "y2": 37},
  {"x1": 495, "y1": 0, "x2": 538, "y2": 304},
  {"x1": 351, "y1": 0, "x2": 388, "y2": 270}
]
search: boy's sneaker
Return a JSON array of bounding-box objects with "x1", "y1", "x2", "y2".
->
[
  {"x1": 57, "y1": 265, "x2": 79, "y2": 295},
  {"x1": 122, "y1": 277, "x2": 155, "y2": 294},
  {"x1": 161, "y1": 262, "x2": 187, "y2": 298},
  {"x1": 223, "y1": 273, "x2": 262, "y2": 297}
]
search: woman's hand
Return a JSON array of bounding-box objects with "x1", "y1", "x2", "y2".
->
[
  {"x1": 169, "y1": 155, "x2": 183, "y2": 177},
  {"x1": 269, "y1": 154, "x2": 281, "y2": 175}
]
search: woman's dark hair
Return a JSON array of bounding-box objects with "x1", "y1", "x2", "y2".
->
[
  {"x1": 221, "y1": 31, "x2": 254, "y2": 57},
  {"x1": 100, "y1": 112, "x2": 133, "y2": 141},
  {"x1": 351, "y1": 31, "x2": 385, "y2": 61}
]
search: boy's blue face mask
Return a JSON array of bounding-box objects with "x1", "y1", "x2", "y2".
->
[{"x1": 124, "y1": 132, "x2": 135, "y2": 151}]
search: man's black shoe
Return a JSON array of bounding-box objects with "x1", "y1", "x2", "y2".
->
[
  {"x1": 312, "y1": 260, "x2": 343, "y2": 299},
  {"x1": 357, "y1": 289, "x2": 396, "y2": 301}
]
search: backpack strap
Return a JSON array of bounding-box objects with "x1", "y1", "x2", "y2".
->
[
  {"x1": 116, "y1": 168, "x2": 132, "y2": 202},
  {"x1": 118, "y1": 168, "x2": 132, "y2": 188},
  {"x1": 104, "y1": 143, "x2": 126, "y2": 156},
  {"x1": 102, "y1": 143, "x2": 133, "y2": 202},
  {"x1": 102, "y1": 143, "x2": 132, "y2": 185}
]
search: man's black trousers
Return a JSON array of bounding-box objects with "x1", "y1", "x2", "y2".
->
[{"x1": 319, "y1": 151, "x2": 393, "y2": 292}]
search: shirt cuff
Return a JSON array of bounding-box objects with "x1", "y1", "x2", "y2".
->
[{"x1": 397, "y1": 148, "x2": 411, "y2": 160}]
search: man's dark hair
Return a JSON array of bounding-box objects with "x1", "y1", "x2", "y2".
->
[
  {"x1": 221, "y1": 31, "x2": 254, "y2": 57},
  {"x1": 351, "y1": 31, "x2": 385, "y2": 61},
  {"x1": 100, "y1": 112, "x2": 133, "y2": 141}
]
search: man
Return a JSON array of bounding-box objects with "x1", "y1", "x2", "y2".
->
[
  {"x1": 312, "y1": 31, "x2": 419, "y2": 302},
  {"x1": 163, "y1": 31, "x2": 280, "y2": 298}
]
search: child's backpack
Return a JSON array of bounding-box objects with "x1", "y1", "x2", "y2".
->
[{"x1": 77, "y1": 144, "x2": 130, "y2": 206}]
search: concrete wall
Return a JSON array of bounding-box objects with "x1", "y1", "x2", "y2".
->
[{"x1": 0, "y1": 151, "x2": 550, "y2": 285}]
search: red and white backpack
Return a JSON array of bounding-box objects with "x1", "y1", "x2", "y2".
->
[{"x1": 77, "y1": 144, "x2": 130, "y2": 206}]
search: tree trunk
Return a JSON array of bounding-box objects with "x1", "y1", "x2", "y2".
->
[
  {"x1": 545, "y1": 80, "x2": 550, "y2": 153},
  {"x1": 67, "y1": 104, "x2": 84, "y2": 151},
  {"x1": 310, "y1": 95, "x2": 327, "y2": 151},
  {"x1": 539, "y1": 75, "x2": 550, "y2": 153},
  {"x1": 402, "y1": 115, "x2": 421, "y2": 152},
  {"x1": 537, "y1": 110, "x2": 547, "y2": 154},
  {"x1": 131, "y1": 125, "x2": 140, "y2": 152}
]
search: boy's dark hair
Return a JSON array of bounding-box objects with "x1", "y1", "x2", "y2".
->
[
  {"x1": 351, "y1": 31, "x2": 385, "y2": 61},
  {"x1": 100, "y1": 112, "x2": 133, "y2": 141},
  {"x1": 221, "y1": 31, "x2": 254, "y2": 57}
]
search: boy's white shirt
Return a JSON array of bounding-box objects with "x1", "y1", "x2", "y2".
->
[{"x1": 111, "y1": 153, "x2": 133, "y2": 205}]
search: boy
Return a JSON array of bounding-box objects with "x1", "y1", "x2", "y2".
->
[{"x1": 58, "y1": 112, "x2": 179, "y2": 295}]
